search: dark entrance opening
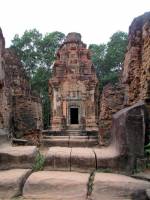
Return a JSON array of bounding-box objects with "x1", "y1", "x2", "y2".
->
[{"x1": 70, "y1": 108, "x2": 79, "y2": 124}]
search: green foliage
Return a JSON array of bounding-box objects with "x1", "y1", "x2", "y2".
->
[
  {"x1": 139, "y1": 142, "x2": 150, "y2": 170},
  {"x1": 96, "y1": 168, "x2": 112, "y2": 173},
  {"x1": 39, "y1": 31, "x2": 65, "y2": 67},
  {"x1": 105, "y1": 31, "x2": 128, "y2": 71},
  {"x1": 11, "y1": 29, "x2": 65, "y2": 76},
  {"x1": 89, "y1": 31, "x2": 128, "y2": 90},
  {"x1": 100, "y1": 72, "x2": 119, "y2": 91},
  {"x1": 31, "y1": 67, "x2": 51, "y2": 128},
  {"x1": 33, "y1": 152, "x2": 45, "y2": 171},
  {"x1": 11, "y1": 29, "x2": 42, "y2": 76},
  {"x1": 144, "y1": 142, "x2": 150, "y2": 156},
  {"x1": 89, "y1": 43, "x2": 106, "y2": 77},
  {"x1": 87, "y1": 170, "x2": 96, "y2": 197},
  {"x1": 10, "y1": 29, "x2": 128, "y2": 127},
  {"x1": 10, "y1": 30, "x2": 65, "y2": 128}
]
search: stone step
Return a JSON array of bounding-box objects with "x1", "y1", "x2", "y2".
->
[
  {"x1": 23, "y1": 171, "x2": 89, "y2": 200},
  {"x1": 0, "y1": 169, "x2": 31, "y2": 199},
  {"x1": 44, "y1": 135, "x2": 70, "y2": 139},
  {"x1": 45, "y1": 147, "x2": 96, "y2": 172},
  {"x1": 132, "y1": 170, "x2": 150, "y2": 181},
  {"x1": 44, "y1": 146, "x2": 123, "y2": 172},
  {"x1": 1, "y1": 170, "x2": 150, "y2": 200},
  {"x1": 0, "y1": 146, "x2": 38, "y2": 170},
  {"x1": 44, "y1": 135, "x2": 98, "y2": 139},
  {"x1": 42, "y1": 129, "x2": 98, "y2": 137},
  {"x1": 66, "y1": 130, "x2": 81, "y2": 136},
  {"x1": 42, "y1": 135, "x2": 98, "y2": 147},
  {"x1": 12, "y1": 138, "x2": 28, "y2": 145},
  {"x1": 91, "y1": 172, "x2": 150, "y2": 200}
]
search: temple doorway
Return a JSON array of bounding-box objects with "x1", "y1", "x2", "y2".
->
[{"x1": 70, "y1": 107, "x2": 79, "y2": 124}]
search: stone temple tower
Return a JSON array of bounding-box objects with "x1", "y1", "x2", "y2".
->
[{"x1": 49, "y1": 33, "x2": 98, "y2": 134}]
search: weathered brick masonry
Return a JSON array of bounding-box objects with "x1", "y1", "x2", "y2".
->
[
  {"x1": 0, "y1": 28, "x2": 43, "y2": 137},
  {"x1": 99, "y1": 12, "x2": 150, "y2": 143}
]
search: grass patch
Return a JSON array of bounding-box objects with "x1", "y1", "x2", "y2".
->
[
  {"x1": 33, "y1": 152, "x2": 45, "y2": 171},
  {"x1": 87, "y1": 170, "x2": 96, "y2": 198},
  {"x1": 96, "y1": 168, "x2": 112, "y2": 173}
]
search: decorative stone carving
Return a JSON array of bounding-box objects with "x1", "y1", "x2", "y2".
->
[{"x1": 49, "y1": 33, "x2": 98, "y2": 132}]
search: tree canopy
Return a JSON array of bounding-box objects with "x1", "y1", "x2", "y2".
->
[
  {"x1": 11, "y1": 29, "x2": 65, "y2": 128},
  {"x1": 89, "y1": 31, "x2": 128, "y2": 89},
  {"x1": 11, "y1": 29, "x2": 65, "y2": 76},
  {"x1": 10, "y1": 30, "x2": 128, "y2": 127}
]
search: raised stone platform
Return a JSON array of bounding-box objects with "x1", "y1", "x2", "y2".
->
[
  {"x1": 71, "y1": 147, "x2": 96, "y2": 172},
  {"x1": 0, "y1": 145, "x2": 149, "y2": 200},
  {"x1": 132, "y1": 170, "x2": 150, "y2": 181},
  {"x1": 94, "y1": 146, "x2": 121, "y2": 170},
  {"x1": 91, "y1": 172, "x2": 150, "y2": 200},
  {"x1": 44, "y1": 146, "x2": 121, "y2": 172},
  {"x1": 0, "y1": 146, "x2": 38, "y2": 170},
  {"x1": 42, "y1": 135, "x2": 98, "y2": 147},
  {"x1": 0, "y1": 169, "x2": 31, "y2": 199},
  {"x1": 23, "y1": 171, "x2": 89, "y2": 200},
  {"x1": 45, "y1": 147, "x2": 71, "y2": 171},
  {"x1": 42, "y1": 130, "x2": 98, "y2": 136}
]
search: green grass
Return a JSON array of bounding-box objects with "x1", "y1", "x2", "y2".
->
[
  {"x1": 33, "y1": 152, "x2": 45, "y2": 171},
  {"x1": 96, "y1": 168, "x2": 112, "y2": 173}
]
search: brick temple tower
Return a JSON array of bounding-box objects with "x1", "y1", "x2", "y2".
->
[{"x1": 49, "y1": 33, "x2": 99, "y2": 134}]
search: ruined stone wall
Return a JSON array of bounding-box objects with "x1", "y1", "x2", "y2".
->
[
  {"x1": 122, "y1": 12, "x2": 150, "y2": 106},
  {"x1": 0, "y1": 28, "x2": 43, "y2": 137},
  {"x1": 99, "y1": 12, "x2": 150, "y2": 144},
  {"x1": 12, "y1": 96, "x2": 43, "y2": 137},
  {"x1": 99, "y1": 83, "x2": 124, "y2": 143},
  {"x1": 0, "y1": 29, "x2": 11, "y2": 131}
]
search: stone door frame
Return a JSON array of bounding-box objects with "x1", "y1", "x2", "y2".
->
[{"x1": 67, "y1": 103, "x2": 80, "y2": 126}]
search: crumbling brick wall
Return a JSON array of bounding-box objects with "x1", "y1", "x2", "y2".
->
[
  {"x1": 99, "y1": 83, "x2": 124, "y2": 144},
  {"x1": 99, "y1": 12, "x2": 150, "y2": 144},
  {"x1": 0, "y1": 29, "x2": 12, "y2": 131},
  {"x1": 12, "y1": 96, "x2": 43, "y2": 137},
  {"x1": 0, "y1": 28, "x2": 43, "y2": 137},
  {"x1": 122, "y1": 12, "x2": 150, "y2": 106}
]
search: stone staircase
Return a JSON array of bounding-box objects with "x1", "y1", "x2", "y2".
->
[
  {"x1": 0, "y1": 143, "x2": 150, "y2": 199},
  {"x1": 41, "y1": 129, "x2": 99, "y2": 148},
  {"x1": 42, "y1": 135, "x2": 99, "y2": 147},
  {"x1": 0, "y1": 86, "x2": 149, "y2": 199}
]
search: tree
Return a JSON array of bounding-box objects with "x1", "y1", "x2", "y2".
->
[
  {"x1": 105, "y1": 31, "x2": 128, "y2": 71},
  {"x1": 11, "y1": 29, "x2": 65, "y2": 76},
  {"x1": 11, "y1": 29, "x2": 42, "y2": 76},
  {"x1": 31, "y1": 67, "x2": 51, "y2": 128},
  {"x1": 10, "y1": 30, "x2": 65, "y2": 128},
  {"x1": 89, "y1": 44, "x2": 106, "y2": 78},
  {"x1": 39, "y1": 31, "x2": 65, "y2": 67},
  {"x1": 89, "y1": 31, "x2": 128, "y2": 90}
]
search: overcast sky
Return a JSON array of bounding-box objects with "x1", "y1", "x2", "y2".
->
[{"x1": 0, "y1": 0, "x2": 150, "y2": 47}]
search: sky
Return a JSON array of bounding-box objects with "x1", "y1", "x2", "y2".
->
[{"x1": 0, "y1": 0, "x2": 150, "y2": 47}]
